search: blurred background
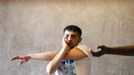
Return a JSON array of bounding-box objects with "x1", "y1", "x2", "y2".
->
[{"x1": 0, "y1": 0, "x2": 134, "y2": 75}]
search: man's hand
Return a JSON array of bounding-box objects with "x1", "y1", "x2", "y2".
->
[
  {"x1": 91, "y1": 45, "x2": 109, "y2": 57},
  {"x1": 10, "y1": 55, "x2": 31, "y2": 65},
  {"x1": 62, "y1": 39, "x2": 71, "y2": 50}
]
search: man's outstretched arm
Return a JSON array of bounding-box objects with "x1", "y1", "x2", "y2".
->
[
  {"x1": 10, "y1": 51, "x2": 58, "y2": 64},
  {"x1": 11, "y1": 48, "x2": 87, "y2": 64},
  {"x1": 11, "y1": 48, "x2": 87, "y2": 74}
]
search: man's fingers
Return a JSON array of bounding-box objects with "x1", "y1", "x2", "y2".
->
[
  {"x1": 10, "y1": 55, "x2": 29, "y2": 65},
  {"x1": 66, "y1": 41, "x2": 70, "y2": 46},
  {"x1": 18, "y1": 59, "x2": 26, "y2": 65},
  {"x1": 19, "y1": 60, "x2": 25, "y2": 65},
  {"x1": 65, "y1": 39, "x2": 72, "y2": 46},
  {"x1": 11, "y1": 55, "x2": 25, "y2": 61},
  {"x1": 11, "y1": 56, "x2": 20, "y2": 61},
  {"x1": 64, "y1": 39, "x2": 70, "y2": 46}
]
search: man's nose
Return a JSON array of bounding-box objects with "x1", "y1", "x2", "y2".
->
[{"x1": 67, "y1": 36, "x2": 72, "y2": 41}]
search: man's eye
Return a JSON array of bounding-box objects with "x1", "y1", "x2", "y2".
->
[
  {"x1": 72, "y1": 35, "x2": 76, "y2": 38},
  {"x1": 66, "y1": 35, "x2": 69, "y2": 38}
]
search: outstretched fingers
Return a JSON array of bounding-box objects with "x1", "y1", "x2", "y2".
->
[
  {"x1": 11, "y1": 56, "x2": 22, "y2": 61},
  {"x1": 19, "y1": 59, "x2": 28, "y2": 65},
  {"x1": 10, "y1": 55, "x2": 30, "y2": 65}
]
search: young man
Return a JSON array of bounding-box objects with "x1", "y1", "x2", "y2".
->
[{"x1": 11, "y1": 25, "x2": 90, "y2": 75}]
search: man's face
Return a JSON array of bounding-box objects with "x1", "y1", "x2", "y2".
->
[{"x1": 63, "y1": 30, "x2": 81, "y2": 48}]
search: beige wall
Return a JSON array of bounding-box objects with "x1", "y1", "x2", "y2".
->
[{"x1": 0, "y1": 0, "x2": 134, "y2": 75}]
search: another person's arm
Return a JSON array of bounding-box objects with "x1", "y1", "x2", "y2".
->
[{"x1": 91, "y1": 45, "x2": 134, "y2": 56}]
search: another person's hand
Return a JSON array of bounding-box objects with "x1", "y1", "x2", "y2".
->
[
  {"x1": 10, "y1": 55, "x2": 31, "y2": 65},
  {"x1": 91, "y1": 45, "x2": 109, "y2": 57}
]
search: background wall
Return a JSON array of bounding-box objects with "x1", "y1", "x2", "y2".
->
[{"x1": 0, "y1": 0, "x2": 134, "y2": 75}]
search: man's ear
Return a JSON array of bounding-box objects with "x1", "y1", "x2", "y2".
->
[{"x1": 78, "y1": 37, "x2": 82, "y2": 43}]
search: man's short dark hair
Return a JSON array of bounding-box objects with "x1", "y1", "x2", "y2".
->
[{"x1": 63, "y1": 25, "x2": 82, "y2": 37}]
